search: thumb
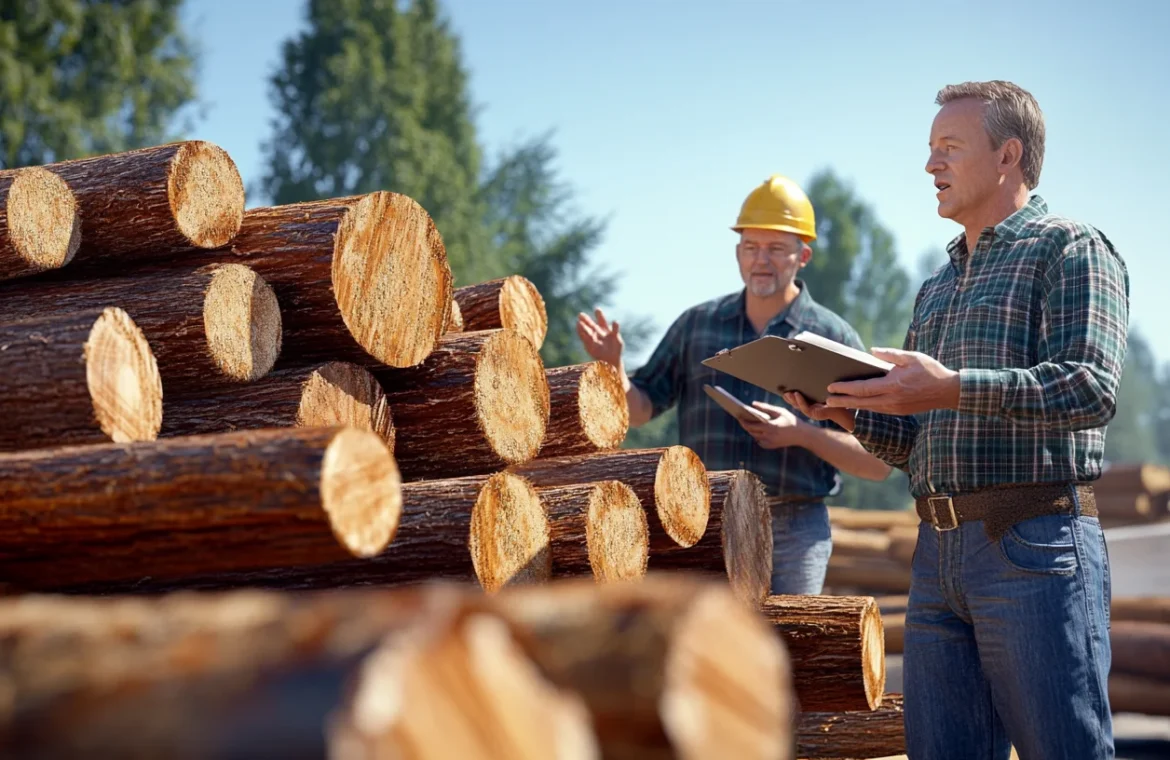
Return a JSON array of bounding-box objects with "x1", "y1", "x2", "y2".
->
[{"x1": 870, "y1": 347, "x2": 913, "y2": 366}]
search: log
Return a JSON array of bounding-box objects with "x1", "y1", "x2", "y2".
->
[
  {"x1": 0, "y1": 166, "x2": 81, "y2": 281},
  {"x1": 761, "y1": 595, "x2": 886, "y2": 712},
  {"x1": 1110, "y1": 620, "x2": 1170, "y2": 681},
  {"x1": 508, "y1": 447, "x2": 711, "y2": 551},
  {"x1": 652, "y1": 470, "x2": 772, "y2": 606},
  {"x1": 0, "y1": 588, "x2": 434, "y2": 759},
  {"x1": 540, "y1": 361, "x2": 629, "y2": 458},
  {"x1": 1095, "y1": 491, "x2": 1153, "y2": 519},
  {"x1": 445, "y1": 296, "x2": 464, "y2": 333},
  {"x1": 830, "y1": 526, "x2": 892, "y2": 557},
  {"x1": 454, "y1": 275, "x2": 548, "y2": 350},
  {"x1": 0, "y1": 307, "x2": 162, "y2": 452},
  {"x1": 795, "y1": 694, "x2": 905, "y2": 759},
  {"x1": 329, "y1": 596, "x2": 599, "y2": 760},
  {"x1": 1109, "y1": 673, "x2": 1170, "y2": 717},
  {"x1": 373, "y1": 329, "x2": 549, "y2": 479},
  {"x1": 827, "y1": 506, "x2": 919, "y2": 531},
  {"x1": 0, "y1": 262, "x2": 282, "y2": 395},
  {"x1": 882, "y1": 613, "x2": 905, "y2": 654},
  {"x1": 824, "y1": 555, "x2": 911, "y2": 595},
  {"x1": 39, "y1": 140, "x2": 244, "y2": 267},
  {"x1": 539, "y1": 481, "x2": 648, "y2": 582},
  {"x1": 160, "y1": 361, "x2": 394, "y2": 446},
  {"x1": 887, "y1": 525, "x2": 919, "y2": 566},
  {"x1": 0, "y1": 427, "x2": 403, "y2": 592},
  {"x1": 1111, "y1": 596, "x2": 1170, "y2": 625},
  {"x1": 491, "y1": 575, "x2": 796, "y2": 760},
  {"x1": 1098, "y1": 462, "x2": 1170, "y2": 494}
]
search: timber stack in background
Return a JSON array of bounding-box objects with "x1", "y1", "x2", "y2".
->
[{"x1": 0, "y1": 138, "x2": 933, "y2": 758}]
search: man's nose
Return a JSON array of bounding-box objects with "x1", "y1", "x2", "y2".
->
[{"x1": 925, "y1": 152, "x2": 944, "y2": 174}]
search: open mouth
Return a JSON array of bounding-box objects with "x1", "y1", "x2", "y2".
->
[{"x1": 936, "y1": 182, "x2": 951, "y2": 193}]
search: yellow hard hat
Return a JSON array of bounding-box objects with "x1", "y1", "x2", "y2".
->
[{"x1": 731, "y1": 174, "x2": 817, "y2": 242}]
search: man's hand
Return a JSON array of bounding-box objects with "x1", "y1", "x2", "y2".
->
[
  {"x1": 822, "y1": 347, "x2": 960, "y2": 415},
  {"x1": 576, "y1": 308, "x2": 624, "y2": 369},
  {"x1": 738, "y1": 401, "x2": 806, "y2": 449},
  {"x1": 783, "y1": 392, "x2": 856, "y2": 432}
]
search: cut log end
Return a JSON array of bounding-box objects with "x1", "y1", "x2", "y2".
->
[
  {"x1": 656, "y1": 446, "x2": 711, "y2": 547},
  {"x1": 296, "y1": 362, "x2": 396, "y2": 447},
  {"x1": 470, "y1": 473, "x2": 550, "y2": 593},
  {"x1": 84, "y1": 307, "x2": 163, "y2": 443},
  {"x1": 332, "y1": 192, "x2": 453, "y2": 368},
  {"x1": 861, "y1": 597, "x2": 887, "y2": 710},
  {"x1": 445, "y1": 298, "x2": 464, "y2": 333},
  {"x1": 577, "y1": 361, "x2": 629, "y2": 450},
  {"x1": 168, "y1": 140, "x2": 245, "y2": 248},
  {"x1": 319, "y1": 427, "x2": 402, "y2": 558},
  {"x1": 587, "y1": 481, "x2": 649, "y2": 582},
  {"x1": 4, "y1": 167, "x2": 81, "y2": 274},
  {"x1": 475, "y1": 329, "x2": 550, "y2": 465},
  {"x1": 663, "y1": 586, "x2": 794, "y2": 760},
  {"x1": 202, "y1": 263, "x2": 282, "y2": 382},
  {"x1": 718, "y1": 471, "x2": 773, "y2": 606},
  {"x1": 500, "y1": 275, "x2": 548, "y2": 350}
]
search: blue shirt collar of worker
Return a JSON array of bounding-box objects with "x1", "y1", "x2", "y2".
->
[
  {"x1": 716, "y1": 277, "x2": 812, "y2": 329},
  {"x1": 945, "y1": 193, "x2": 1048, "y2": 262}
]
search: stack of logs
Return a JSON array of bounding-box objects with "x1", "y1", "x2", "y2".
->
[
  {"x1": 0, "y1": 141, "x2": 904, "y2": 758},
  {"x1": 1095, "y1": 462, "x2": 1170, "y2": 527}
]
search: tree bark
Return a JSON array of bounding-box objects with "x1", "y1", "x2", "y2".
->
[
  {"x1": 0, "y1": 307, "x2": 162, "y2": 452},
  {"x1": 540, "y1": 361, "x2": 629, "y2": 458},
  {"x1": 0, "y1": 262, "x2": 281, "y2": 396},
  {"x1": 160, "y1": 361, "x2": 394, "y2": 447},
  {"x1": 795, "y1": 694, "x2": 905, "y2": 759},
  {"x1": 0, "y1": 166, "x2": 81, "y2": 281},
  {"x1": 373, "y1": 330, "x2": 549, "y2": 479},
  {"x1": 539, "y1": 481, "x2": 648, "y2": 582},
  {"x1": 445, "y1": 296, "x2": 464, "y2": 333},
  {"x1": 760, "y1": 595, "x2": 886, "y2": 712},
  {"x1": 0, "y1": 588, "x2": 433, "y2": 760},
  {"x1": 652, "y1": 470, "x2": 773, "y2": 607},
  {"x1": 0, "y1": 427, "x2": 402, "y2": 592},
  {"x1": 509, "y1": 446, "x2": 711, "y2": 551},
  {"x1": 331, "y1": 595, "x2": 599, "y2": 760},
  {"x1": 1110, "y1": 621, "x2": 1170, "y2": 681},
  {"x1": 38, "y1": 141, "x2": 244, "y2": 268},
  {"x1": 454, "y1": 275, "x2": 548, "y2": 350},
  {"x1": 490, "y1": 575, "x2": 796, "y2": 760}
]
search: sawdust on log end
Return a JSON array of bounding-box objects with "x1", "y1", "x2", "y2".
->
[
  {"x1": 541, "y1": 361, "x2": 628, "y2": 458},
  {"x1": 168, "y1": 140, "x2": 245, "y2": 248},
  {"x1": 587, "y1": 481, "x2": 648, "y2": 582},
  {"x1": 202, "y1": 263, "x2": 282, "y2": 382},
  {"x1": 332, "y1": 192, "x2": 452, "y2": 368},
  {"x1": 454, "y1": 275, "x2": 549, "y2": 350},
  {"x1": 85, "y1": 307, "x2": 163, "y2": 443},
  {"x1": 297, "y1": 362, "x2": 396, "y2": 449},
  {"x1": 860, "y1": 597, "x2": 887, "y2": 710},
  {"x1": 475, "y1": 329, "x2": 550, "y2": 464},
  {"x1": 655, "y1": 446, "x2": 711, "y2": 548},
  {"x1": 469, "y1": 472, "x2": 550, "y2": 593},
  {"x1": 1, "y1": 167, "x2": 81, "y2": 278},
  {"x1": 319, "y1": 428, "x2": 403, "y2": 559},
  {"x1": 719, "y1": 471, "x2": 773, "y2": 605}
]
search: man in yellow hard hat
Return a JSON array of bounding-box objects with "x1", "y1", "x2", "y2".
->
[{"x1": 577, "y1": 174, "x2": 892, "y2": 594}]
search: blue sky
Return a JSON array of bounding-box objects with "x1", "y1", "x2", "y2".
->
[{"x1": 183, "y1": 0, "x2": 1170, "y2": 366}]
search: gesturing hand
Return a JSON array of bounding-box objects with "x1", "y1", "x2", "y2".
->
[{"x1": 576, "y1": 308, "x2": 624, "y2": 369}]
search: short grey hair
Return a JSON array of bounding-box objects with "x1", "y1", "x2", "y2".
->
[{"x1": 936, "y1": 80, "x2": 1046, "y2": 190}]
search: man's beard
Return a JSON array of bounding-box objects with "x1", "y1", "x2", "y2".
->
[{"x1": 748, "y1": 275, "x2": 780, "y2": 298}]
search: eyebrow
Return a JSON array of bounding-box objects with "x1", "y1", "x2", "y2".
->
[{"x1": 931, "y1": 134, "x2": 966, "y2": 146}]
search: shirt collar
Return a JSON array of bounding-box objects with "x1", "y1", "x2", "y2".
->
[
  {"x1": 946, "y1": 194, "x2": 1048, "y2": 261},
  {"x1": 718, "y1": 278, "x2": 812, "y2": 329}
]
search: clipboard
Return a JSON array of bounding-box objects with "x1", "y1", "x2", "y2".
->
[
  {"x1": 701, "y1": 331, "x2": 893, "y2": 405},
  {"x1": 702, "y1": 384, "x2": 771, "y2": 423}
]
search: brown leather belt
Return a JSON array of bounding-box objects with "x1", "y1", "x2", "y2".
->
[{"x1": 915, "y1": 482, "x2": 1098, "y2": 540}]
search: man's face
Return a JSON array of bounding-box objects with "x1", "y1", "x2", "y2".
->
[
  {"x1": 736, "y1": 229, "x2": 807, "y2": 298},
  {"x1": 926, "y1": 98, "x2": 1003, "y2": 223}
]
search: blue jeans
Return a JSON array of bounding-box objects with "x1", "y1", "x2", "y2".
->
[
  {"x1": 769, "y1": 501, "x2": 832, "y2": 595},
  {"x1": 904, "y1": 496, "x2": 1113, "y2": 759}
]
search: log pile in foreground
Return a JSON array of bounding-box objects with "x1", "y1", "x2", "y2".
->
[
  {"x1": 540, "y1": 361, "x2": 629, "y2": 458},
  {"x1": 454, "y1": 275, "x2": 548, "y2": 350},
  {"x1": 0, "y1": 166, "x2": 81, "y2": 281},
  {"x1": 796, "y1": 694, "x2": 905, "y2": 759}
]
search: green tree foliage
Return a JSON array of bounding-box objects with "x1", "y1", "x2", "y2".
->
[
  {"x1": 1105, "y1": 330, "x2": 1161, "y2": 464},
  {"x1": 0, "y1": 0, "x2": 197, "y2": 168}
]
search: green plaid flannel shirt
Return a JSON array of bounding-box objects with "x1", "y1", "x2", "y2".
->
[
  {"x1": 630, "y1": 281, "x2": 865, "y2": 500},
  {"x1": 853, "y1": 195, "x2": 1130, "y2": 499}
]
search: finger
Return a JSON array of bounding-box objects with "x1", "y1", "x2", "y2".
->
[
  {"x1": 594, "y1": 308, "x2": 610, "y2": 331},
  {"x1": 577, "y1": 319, "x2": 603, "y2": 343},
  {"x1": 577, "y1": 312, "x2": 600, "y2": 331},
  {"x1": 750, "y1": 401, "x2": 781, "y2": 419},
  {"x1": 824, "y1": 394, "x2": 887, "y2": 411},
  {"x1": 611, "y1": 320, "x2": 620, "y2": 338},
  {"x1": 826, "y1": 376, "x2": 897, "y2": 397},
  {"x1": 870, "y1": 347, "x2": 912, "y2": 366}
]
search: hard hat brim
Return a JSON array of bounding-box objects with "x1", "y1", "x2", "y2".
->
[{"x1": 730, "y1": 223, "x2": 816, "y2": 242}]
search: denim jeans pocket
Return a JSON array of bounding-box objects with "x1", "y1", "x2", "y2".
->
[{"x1": 997, "y1": 513, "x2": 1079, "y2": 575}]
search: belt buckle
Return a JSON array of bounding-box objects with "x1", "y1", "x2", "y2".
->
[{"x1": 927, "y1": 495, "x2": 958, "y2": 532}]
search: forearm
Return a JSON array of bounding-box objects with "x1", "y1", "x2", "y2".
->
[
  {"x1": 799, "y1": 421, "x2": 892, "y2": 481},
  {"x1": 851, "y1": 411, "x2": 918, "y2": 471},
  {"x1": 958, "y1": 362, "x2": 1120, "y2": 432},
  {"x1": 621, "y1": 366, "x2": 654, "y2": 427}
]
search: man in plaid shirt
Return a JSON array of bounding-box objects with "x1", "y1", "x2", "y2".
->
[
  {"x1": 790, "y1": 81, "x2": 1128, "y2": 758},
  {"x1": 576, "y1": 174, "x2": 892, "y2": 596}
]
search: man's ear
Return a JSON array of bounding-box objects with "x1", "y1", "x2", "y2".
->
[
  {"x1": 999, "y1": 137, "x2": 1024, "y2": 176},
  {"x1": 799, "y1": 243, "x2": 812, "y2": 267}
]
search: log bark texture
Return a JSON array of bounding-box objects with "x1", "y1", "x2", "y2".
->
[
  {"x1": 0, "y1": 589, "x2": 432, "y2": 760},
  {"x1": 830, "y1": 527, "x2": 892, "y2": 557},
  {"x1": 760, "y1": 595, "x2": 886, "y2": 712},
  {"x1": 0, "y1": 262, "x2": 281, "y2": 396},
  {"x1": 0, "y1": 427, "x2": 402, "y2": 592},
  {"x1": 509, "y1": 447, "x2": 711, "y2": 551},
  {"x1": 795, "y1": 694, "x2": 905, "y2": 759},
  {"x1": 540, "y1": 361, "x2": 629, "y2": 458},
  {"x1": 540, "y1": 481, "x2": 648, "y2": 582},
  {"x1": 330, "y1": 598, "x2": 598, "y2": 760},
  {"x1": 0, "y1": 166, "x2": 81, "y2": 281},
  {"x1": 160, "y1": 361, "x2": 394, "y2": 447},
  {"x1": 0, "y1": 307, "x2": 162, "y2": 452},
  {"x1": 490, "y1": 575, "x2": 795, "y2": 760},
  {"x1": 38, "y1": 141, "x2": 244, "y2": 267},
  {"x1": 652, "y1": 470, "x2": 772, "y2": 606},
  {"x1": 1110, "y1": 620, "x2": 1170, "y2": 681},
  {"x1": 374, "y1": 330, "x2": 549, "y2": 479},
  {"x1": 454, "y1": 275, "x2": 548, "y2": 350}
]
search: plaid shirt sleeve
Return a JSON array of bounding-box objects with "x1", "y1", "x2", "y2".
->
[
  {"x1": 957, "y1": 228, "x2": 1130, "y2": 431},
  {"x1": 629, "y1": 311, "x2": 690, "y2": 418}
]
